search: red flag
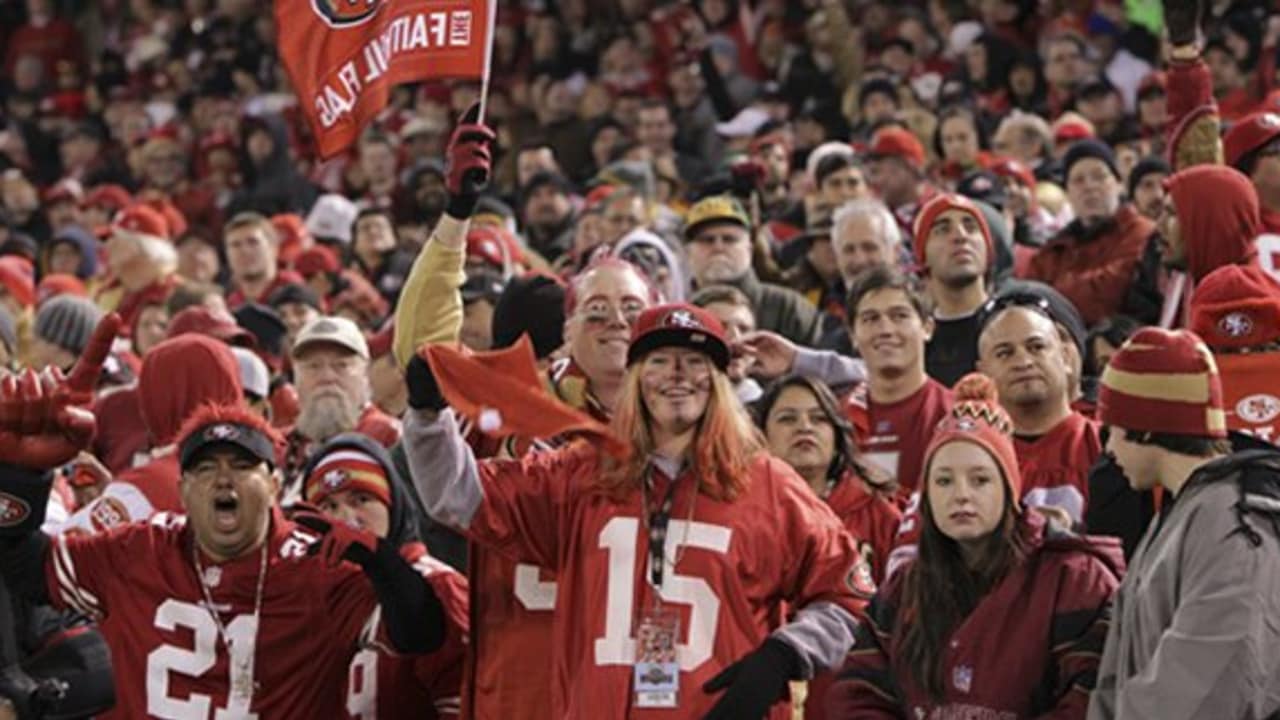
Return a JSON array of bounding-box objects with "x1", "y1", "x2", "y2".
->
[{"x1": 276, "y1": 0, "x2": 493, "y2": 159}]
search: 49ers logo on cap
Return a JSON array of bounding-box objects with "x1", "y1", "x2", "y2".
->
[
  {"x1": 0, "y1": 492, "x2": 31, "y2": 528},
  {"x1": 204, "y1": 424, "x2": 240, "y2": 441},
  {"x1": 666, "y1": 310, "x2": 703, "y2": 329},
  {"x1": 1261, "y1": 113, "x2": 1280, "y2": 129},
  {"x1": 1218, "y1": 312, "x2": 1255, "y2": 338},
  {"x1": 323, "y1": 469, "x2": 349, "y2": 489},
  {"x1": 312, "y1": 0, "x2": 384, "y2": 28}
]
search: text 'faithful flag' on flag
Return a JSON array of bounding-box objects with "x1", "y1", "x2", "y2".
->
[{"x1": 276, "y1": 0, "x2": 494, "y2": 159}]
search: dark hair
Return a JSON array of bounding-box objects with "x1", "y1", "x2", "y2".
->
[
  {"x1": 1122, "y1": 429, "x2": 1232, "y2": 458},
  {"x1": 355, "y1": 206, "x2": 394, "y2": 226},
  {"x1": 815, "y1": 153, "x2": 858, "y2": 187},
  {"x1": 690, "y1": 284, "x2": 753, "y2": 312},
  {"x1": 897, "y1": 489, "x2": 1027, "y2": 700},
  {"x1": 1086, "y1": 315, "x2": 1140, "y2": 370},
  {"x1": 166, "y1": 282, "x2": 227, "y2": 315},
  {"x1": 754, "y1": 374, "x2": 860, "y2": 485},
  {"x1": 933, "y1": 104, "x2": 989, "y2": 160},
  {"x1": 845, "y1": 266, "x2": 931, "y2": 323}
]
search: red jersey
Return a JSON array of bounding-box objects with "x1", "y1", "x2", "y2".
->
[
  {"x1": 468, "y1": 444, "x2": 866, "y2": 719},
  {"x1": 804, "y1": 471, "x2": 902, "y2": 720},
  {"x1": 226, "y1": 270, "x2": 305, "y2": 310},
  {"x1": 1014, "y1": 411, "x2": 1101, "y2": 524},
  {"x1": 844, "y1": 379, "x2": 954, "y2": 496},
  {"x1": 344, "y1": 544, "x2": 469, "y2": 720},
  {"x1": 47, "y1": 509, "x2": 382, "y2": 719},
  {"x1": 462, "y1": 358, "x2": 608, "y2": 720}
]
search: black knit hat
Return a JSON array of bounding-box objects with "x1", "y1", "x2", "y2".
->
[
  {"x1": 266, "y1": 282, "x2": 323, "y2": 312},
  {"x1": 491, "y1": 273, "x2": 567, "y2": 360},
  {"x1": 34, "y1": 295, "x2": 103, "y2": 354},
  {"x1": 1062, "y1": 139, "x2": 1119, "y2": 181},
  {"x1": 1127, "y1": 156, "x2": 1171, "y2": 198}
]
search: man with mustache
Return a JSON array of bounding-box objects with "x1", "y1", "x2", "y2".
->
[{"x1": 281, "y1": 316, "x2": 400, "y2": 498}]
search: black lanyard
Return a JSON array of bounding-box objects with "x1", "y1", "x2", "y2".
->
[{"x1": 641, "y1": 468, "x2": 680, "y2": 590}]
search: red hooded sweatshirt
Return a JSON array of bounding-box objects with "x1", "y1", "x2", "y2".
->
[{"x1": 1166, "y1": 165, "x2": 1261, "y2": 282}]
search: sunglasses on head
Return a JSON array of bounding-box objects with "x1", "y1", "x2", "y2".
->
[{"x1": 976, "y1": 291, "x2": 1055, "y2": 333}]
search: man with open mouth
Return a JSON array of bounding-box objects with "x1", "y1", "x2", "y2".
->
[{"x1": 0, "y1": 313, "x2": 452, "y2": 718}]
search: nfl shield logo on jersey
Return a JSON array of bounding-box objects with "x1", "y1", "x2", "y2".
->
[{"x1": 952, "y1": 664, "x2": 973, "y2": 693}]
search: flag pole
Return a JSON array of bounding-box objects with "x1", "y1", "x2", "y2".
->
[{"x1": 477, "y1": 0, "x2": 498, "y2": 123}]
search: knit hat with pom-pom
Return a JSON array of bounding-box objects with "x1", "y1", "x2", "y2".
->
[{"x1": 922, "y1": 372, "x2": 1022, "y2": 507}]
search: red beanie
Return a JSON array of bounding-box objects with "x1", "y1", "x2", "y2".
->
[
  {"x1": 304, "y1": 447, "x2": 392, "y2": 508},
  {"x1": 911, "y1": 193, "x2": 993, "y2": 271},
  {"x1": 1190, "y1": 264, "x2": 1280, "y2": 350},
  {"x1": 922, "y1": 374, "x2": 1022, "y2": 506},
  {"x1": 1098, "y1": 328, "x2": 1226, "y2": 438},
  {"x1": 1165, "y1": 165, "x2": 1260, "y2": 282}
]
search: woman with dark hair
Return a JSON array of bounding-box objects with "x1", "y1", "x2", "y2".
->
[
  {"x1": 827, "y1": 374, "x2": 1122, "y2": 719},
  {"x1": 405, "y1": 303, "x2": 868, "y2": 719},
  {"x1": 962, "y1": 34, "x2": 1016, "y2": 115},
  {"x1": 756, "y1": 375, "x2": 900, "y2": 581},
  {"x1": 933, "y1": 105, "x2": 993, "y2": 185},
  {"x1": 757, "y1": 374, "x2": 902, "y2": 720},
  {"x1": 1006, "y1": 51, "x2": 1050, "y2": 117}
]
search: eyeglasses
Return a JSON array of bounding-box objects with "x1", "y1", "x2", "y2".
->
[{"x1": 976, "y1": 291, "x2": 1056, "y2": 333}]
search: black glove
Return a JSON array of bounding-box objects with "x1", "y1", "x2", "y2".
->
[
  {"x1": 0, "y1": 664, "x2": 38, "y2": 720},
  {"x1": 1163, "y1": 0, "x2": 1203, "y2": 47},
  {"x1": 444, "y1": 103, "x2": 496, "y2": 219},
  {"x1": 405, "y1": 351, "x2": 446, "y2": 412},
  {"x1": 701, "y1": 638, "x2": 800, "y2": 720},
  {"x1": 291, "y1": 508, "x2": 381, "y2": 568}
]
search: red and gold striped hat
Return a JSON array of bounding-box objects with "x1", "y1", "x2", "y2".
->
[
  {"x1": 1098, "y1": 328, "x2": 1227, "y2": 438},
  {"x1": 304, "y1": 448, "x2": 392, "y2": 508}
]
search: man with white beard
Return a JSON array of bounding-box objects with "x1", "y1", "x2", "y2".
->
[{"x1": 280, "y1": 316, "x2": 402, "y2": 500}]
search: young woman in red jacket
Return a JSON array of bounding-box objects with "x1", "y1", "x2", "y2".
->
[
  {"x1": 826, "y1": 373, "x2": 1123, "y2": 719},
  {"x1": 756, "y1": 374, "x2": 901, "y2": 720}
]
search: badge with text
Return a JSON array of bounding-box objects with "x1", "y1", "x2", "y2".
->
[{"x1": 633, "y1": 608, "x2": 680, "y2": 708}]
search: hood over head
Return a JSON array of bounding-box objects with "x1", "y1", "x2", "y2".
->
[
  {"x1": 1166, "y1": 165, "x2": 1261, "y2": 282},
  {"x1": 139, "y1": 335, "x2": 243, "y2": 446}
]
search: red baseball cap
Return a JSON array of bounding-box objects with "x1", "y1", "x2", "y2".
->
[
  {"x1": 112, "y1": 204, "x2": 171, "y2": 242},
  {"x1": 1224, "y1": 111, "x2": 1280, "y2": 169},
  {"x1": 0, "y1": 256, "x2": 36, "y2": 308},
  {"x1": 627, "y1": 303, "x2": 730, "y2": 371},
  {"x1": 83, "y1": 184, "x2": 132, "y2": 213},
  {"x1": 866, "y1": 127, "x2": 926, "y2": 170}
]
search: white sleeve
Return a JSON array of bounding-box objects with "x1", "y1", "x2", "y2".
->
[{"x1": 56, "y1": 482, "x2": 155, "y2": 536}]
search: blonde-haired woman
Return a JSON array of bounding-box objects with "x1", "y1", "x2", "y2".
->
[{"x1": 405, "y1": 302, "x2": 869, "y2": 719}]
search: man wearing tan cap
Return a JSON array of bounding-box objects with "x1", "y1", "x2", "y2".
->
[{"x1": 281, "y1": 316, "x2": 400, "y2": 498}]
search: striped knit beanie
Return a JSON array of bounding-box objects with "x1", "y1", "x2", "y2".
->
[
  {"x1": 922, "y1": 373, "x2": 1022, "y2": 506},
  {"x1": 303, "y1": 447, "x2": 392, "y2": 508},
  {"x1": 1098, "y1": 328, "x2": 1227, "y2": 438},
  {"x1": 34, "y1": 295, "x2": 104, "y2": 355}
]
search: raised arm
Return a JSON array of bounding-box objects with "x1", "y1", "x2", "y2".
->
[{"x1": 392, "y1": 104, "x2": 496, "y2": 369}]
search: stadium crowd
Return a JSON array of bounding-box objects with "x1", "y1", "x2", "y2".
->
[{"x1": 2, "y1": 0, "x2": 1280, "y2": 717}]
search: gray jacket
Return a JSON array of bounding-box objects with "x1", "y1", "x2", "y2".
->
[{"x1": 1089, "y1": 450, "x2": 1280, "y2": 720}]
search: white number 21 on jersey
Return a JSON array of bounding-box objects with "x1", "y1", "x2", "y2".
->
[{"x1": 146, "y1": 599, "x2": 258, "y2": 720}]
